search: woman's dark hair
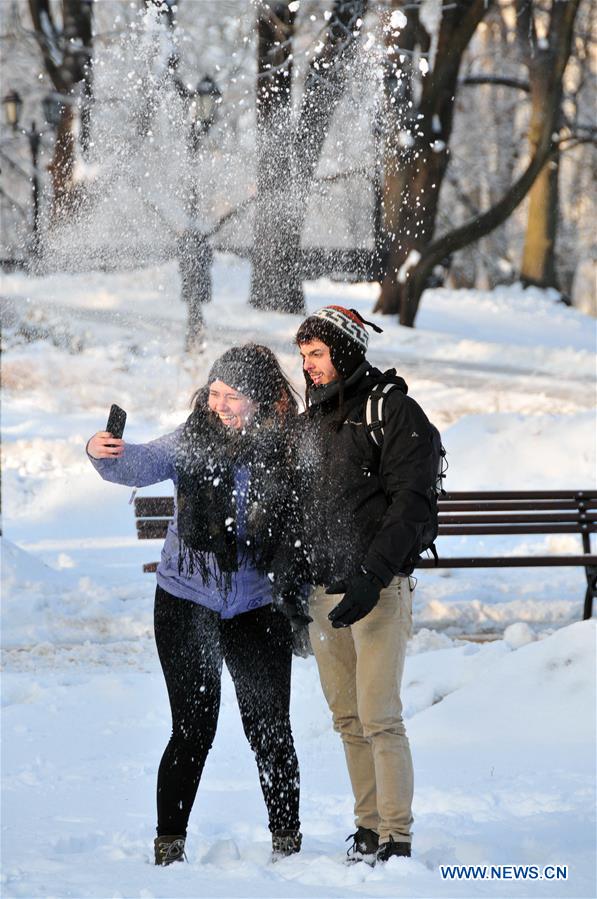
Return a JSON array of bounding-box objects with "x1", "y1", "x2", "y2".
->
[
  {"x1": 251, "y1": 344, "x2": 301, "y2": 420},
  {"x1": 190, "y1": 343, "x2": 301, "y2": 421}
]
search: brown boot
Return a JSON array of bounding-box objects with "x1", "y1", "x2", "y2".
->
[{"x1": 154, "y1": 834, "x2": 187, "y2": 866}]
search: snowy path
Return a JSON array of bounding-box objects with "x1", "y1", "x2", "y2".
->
[{"x1": 2, "y1": 290, "x2": 595, "y2": 402}]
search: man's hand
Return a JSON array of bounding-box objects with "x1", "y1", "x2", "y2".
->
[{"x1": 326, "y1": 569, "x2": 383, "y2": 628}]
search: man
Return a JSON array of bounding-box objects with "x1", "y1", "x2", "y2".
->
[{"x1": 291, "y1": 305, "x2": 436, "y2": 864}]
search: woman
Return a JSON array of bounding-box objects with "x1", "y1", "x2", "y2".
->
[{"x1": 87, "y1": 344, "x2": 302, "y2": 866}]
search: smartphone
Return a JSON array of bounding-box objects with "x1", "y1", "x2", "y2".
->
[{"x1": 106, "y1": 404, "x2": 127, "y2": 439}]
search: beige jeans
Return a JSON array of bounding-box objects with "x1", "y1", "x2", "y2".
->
[{"x1": 308, "y1": 577, "x2": 414, "y2": 843}]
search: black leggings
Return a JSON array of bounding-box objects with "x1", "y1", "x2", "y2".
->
[{"x1": 154, "y1": 586, "x2": 300, "y2": 836}]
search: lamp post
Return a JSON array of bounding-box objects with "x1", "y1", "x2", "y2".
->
[
  {"x1": 188, "y1": 74, "x2": 221, "y2": 151},
  {"x1": 178, "y1": 74, "x2": 220, "y2": 352},
  {"x1": 2, "y1": 90, "x2": 43, "y2": 258}
]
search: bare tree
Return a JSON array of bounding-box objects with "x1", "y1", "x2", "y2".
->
[{"x1": 398, "y1": 0, "x2": 581, "y2": 326}]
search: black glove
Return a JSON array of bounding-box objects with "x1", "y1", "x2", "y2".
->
[
  {"x1": 274, "y1": 591, "x2": 313, "y2": 628},
  {"x1": 326, "y1": 569, "x2": 384, "y2": 628},
  {"x1": 273, "y1": 591, "x2": 313, "y2": 658},
  {"x1": 289, "y1": 624, "x2": 313, "y2": 659}
]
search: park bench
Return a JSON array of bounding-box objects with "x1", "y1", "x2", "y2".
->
[{"x1": 134, "y1": 489, "x2": 597, "y2": 621}]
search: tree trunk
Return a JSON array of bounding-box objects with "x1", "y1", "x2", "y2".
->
[
  {"x1": 376, "y1": 145, "x2": 449, "y2": 316},
  {"x1": 519, "y1": 0, "x2": 577, "y2": 289},
  {"x1": 250, "y1": 2, "x2": 302, "y2": 312},
  {"x1": 373, "y1": 0, "x2": 422, "y2": 284},
  {"x1": 250, "y1": 209, "x2": 305, "y2": 313},
  {"x1": 520, "y1": 143, "x2": 560, "y2": 288},
  {"x1": 289, "y1": 0, "x2": 367, "y2": 297},
  {"x1": 250, "y1": 0, "x2": 367, "y2": 312},
  {"x1": 375, "y1": 0, "x2": 491, "y2": 319},
  {"x1": 48, "y1": 104, "x2": 76, "y2": 220},
  {"x1": 29, "y1": 0, "x2": 94, "y2": 221}
]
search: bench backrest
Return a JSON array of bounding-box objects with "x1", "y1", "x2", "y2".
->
[
  {"x1": 435, "y1": 490, "x2": 597, "y2": 537},
  {"x1": 134, "y1": 490, "x2": 597, "y2": 541}
]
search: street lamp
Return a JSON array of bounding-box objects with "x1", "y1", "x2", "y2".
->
[
  {"x1": 178, "y1": 74, "x2": 220, "y2": 351},
  {"x1": 195, "y1": 75, "x2": 221, "y2": 130},
  {"x1": 187, "y1": 74, "x2": 221, "y2": 150},
  {"x1": 2, "y1": 89, "x2": 23, "y2": 130},
  {"x1": 2, "y1": 89, "x2": 42, "y2": 258}
]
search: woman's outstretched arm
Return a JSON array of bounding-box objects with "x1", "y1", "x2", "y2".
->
[{"x1": 86, "y1": 428, "x2": 182, "y2": 487}]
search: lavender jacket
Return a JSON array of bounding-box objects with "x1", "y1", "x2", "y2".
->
[{"x1": 89, "y1": 428, "x2": 274, "y2": 618}]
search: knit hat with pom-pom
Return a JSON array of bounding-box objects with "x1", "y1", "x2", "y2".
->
[{"x1": 296, "y1": 305, "x2": 382, "y2": 379}]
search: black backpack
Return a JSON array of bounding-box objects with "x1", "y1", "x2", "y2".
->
[{"x1": 364, "y1": 382, "x2": 447, "y2": 562}]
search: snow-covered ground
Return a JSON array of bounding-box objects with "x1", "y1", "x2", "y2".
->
[{"x1": 1, "y1": 256, "x2": 596, "y2": 897}]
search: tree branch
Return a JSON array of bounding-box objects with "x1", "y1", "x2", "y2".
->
[
  {"x1": 427, "y1": 0, "x2": 493, "y2": 112},
  {"x1": 208, "y1": 167, "x2": 373, "y2": 239},
  {"x1": 28, "y1": 0, "x2": 64, "y2": 90},
  {"x1": 515, "y1": 0, "x2": 536, "y2": 58},
  {"x1": 412, "y1": 127, "x2": 556, "y2": 290},
  {"x1": 295, "y1": 0, "x2": 367, "y2": 185},
  {"x1": 0, "y1": 147, "x2": 31, "y2": 180},
  {"x1": 0, "y1": 185, "x2": 29, "y2": 222},
  {"x1": 413, "y1": 0, "x2": 582, "y2": 290},
  {"x1": 207, "y1": 194, "x2": 257, "y2": 239},
  {"x1": 460, "y1": 74, "x2": 530, "y2": 92},
  {"x1": 559, "y1": 135, "x2": 597, "y2": 152}
]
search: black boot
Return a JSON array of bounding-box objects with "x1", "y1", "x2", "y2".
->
[
  {"x1": 345, "y1": 826, "x2": 379, "y2": 865},
  {"x1": 154, "y1": 834, "x2": 187, "y2": 866},
  {"x1": 376, "y1": 835, "x2": 411, "y2": 862},
  {"x1": 271, "y1": 829, "x2": 302, "y2": 861}
]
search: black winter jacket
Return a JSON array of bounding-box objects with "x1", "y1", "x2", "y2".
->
[{"x1": 295, "y1": 362, "x2": 436, "y2": 587}]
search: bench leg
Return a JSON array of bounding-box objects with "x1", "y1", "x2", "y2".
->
[{"x1": 583, "y1": 568, "x2": 597, "y2": 620}]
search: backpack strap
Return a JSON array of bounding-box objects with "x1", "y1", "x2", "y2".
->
[{"x1": 364, "y1": 382, "x2": 400, "y2": 448}]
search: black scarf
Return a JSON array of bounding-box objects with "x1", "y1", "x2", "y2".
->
[
  {"x1": 307, "y1": 361, "x2": 409, "y2": 430},
  {"x1": 308, "y1": 361, "x2": 369, "y2": 408},
  {"x1": 175, "y1": 402, "x2": 294, "y2": 594}
]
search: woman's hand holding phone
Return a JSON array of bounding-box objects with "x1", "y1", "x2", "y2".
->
[
  {"x1": 87, "y1": 405, "x2": 127, "y2": 459},
  {"x1": 87, "y1": 432, "x2": 125, "y2": 459}
]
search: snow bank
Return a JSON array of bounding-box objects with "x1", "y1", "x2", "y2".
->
[
  {"x1": 1, "y1": 539, "x2": 152, "y2": 651},
  {"x1": 443, "y1": 410, "x2": 596, "y2": 490}
]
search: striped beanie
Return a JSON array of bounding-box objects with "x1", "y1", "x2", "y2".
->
[
  {"x1": 296, "y1": 305, "x2": 382, "y2": 379},
  {"x1": 311, "y1": 306, "x2": 370, "y2": 352}
]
